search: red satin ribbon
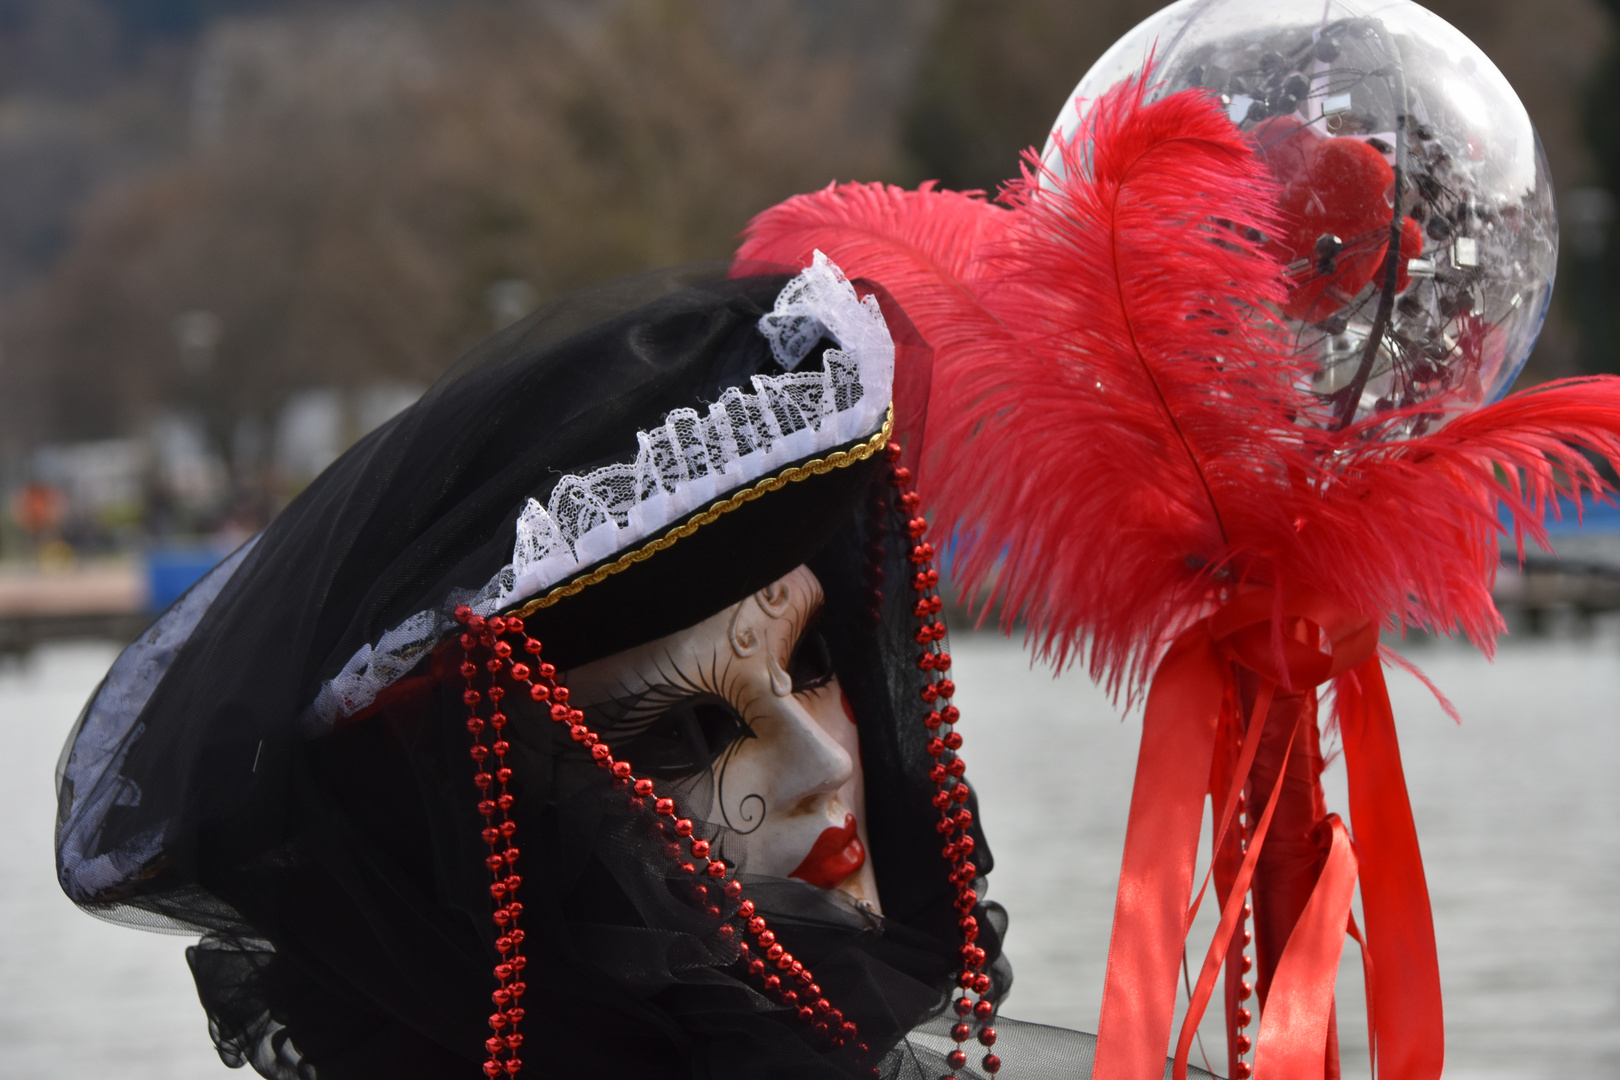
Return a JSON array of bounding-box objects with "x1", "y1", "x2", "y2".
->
[{"x1": 1091, "y1": 591, "x2": 1443, "y2": 1080}]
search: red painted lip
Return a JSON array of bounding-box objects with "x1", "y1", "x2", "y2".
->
[{"x1": 789, "y1": 813, "x2": 865, "y2": 890}]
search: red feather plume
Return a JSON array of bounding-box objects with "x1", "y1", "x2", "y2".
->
[{"x1": 738, "y1": 73, "x2": 1620, "y2": 697}]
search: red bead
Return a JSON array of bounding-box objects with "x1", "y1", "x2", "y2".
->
[
  {"x1": 973, "y1": 974, "x2": 990, "y2": 993},
  {"x1": 799, "y1": 1006, "x2": 815, "y2": 1022},
  {"x1": 983, "y1": 1053, "x2": 1001, "y2": 1074},
  {"x1": 494, "y1": 962, "x2": 514, "y2": 980},
  {"x1": 948, "y1": 758, "x2": 966, "y2": 777},
  {"x1": 485, "y1": 659, "x2": 503, "y2": 674},
  {"x1": 496, "y1": 935, "x2": 513, "y2": 954},
  {"x1": 478, "y1": 799, "x2": 496, "y2": 817},
  {"x1": 1238, "y1": 980, "x2": 1253, "y2": 1002},
  {"x1": 921, "y1": 684, "x2": 940, "y2": 704},
  {"x1": 940, "y1": 706, "x2": 960, "y2": 724},
  {"x1": 951, "y1": 1022, "x2": 971, "y2": 1043},
  {"x1": 482, "y1": 1062, "x2": 502, "y2": 1078},
  {"x1": 944, "y1": 732, "x2": 963, "y2": 751},
  {"x1": 485, "y1": 855, "x2": 505, "y2": 871},
  {"x1": 678, "y1": 862, "x2": 696, "y2": 874},
  {"x1": 674, "y1": 818, "x2": 694, "y2": 836},
  {"x1": 738, "y1": 900, "x2": 755, "y2": 918},
  {"x1": 959, "y1": 914, "x2": 977, "y2": 935},
  {"x1": 924, "y1": 711, "x2": 943, "y2": 730},
  {"x1": 954, "y1": 809, "x2": 973, "y2": 829},
  {"x1": 489, "y1": 1012, "x2": 508, "y2": 1030},
  {"x1": 634, "y1": 779, "x2": 655, "y2": 797},
  {"x1": 493, "y1": 641, "x2": 512, "y2": 659},
  {"x1": 930, "y1": 765, "x2": 949, "y2": 785},
  {"x1": 497, "y1": 794, "x2": 515, "y2": 811},
  {"x1": 611, "y1": 761, "x2": 632, "y2": 779},
  {"x1": 953, "y1": 997, "x2": 973, "y2": 1017},
  {"x1": 491, "y1": 740, "x2": 510, "y2": 756},
  {"x1": 496, "y1": 768, "x2": 514, "y2": 784},
  {"x1": 474, "y1": 772, "x2": 493, "y2": 790},
  {"x1": 891, "y1": 466, "x2": 912, "y2": 486},
  {"x1": 590, "y1": 744, "x2": 611, "y2": 763},
  {"x1": 957, "y1": 835, "x2": 976, "y2": 855},
  {"x1": 464, "y1": 689, "x2": 482, "y2": 706},
  {"x1": 510, "y1": 929, "x2": 525, "y2": 944},
  {"x1": 764, "y1": 975, "x2": 781, "y2": 991},
  {"x1": 507, "y1": 1006, "x2": 525, "y2": 1022},
  {"x1": 485, "y1": 1037, "x2": 505, "y2": 1055},
  {"x1": 748, "y1": 959, "x2": 766, "y2": 976},
  {"x1": 927, "y1": 738, "x2": 946, "y2": 757},
  {"x1": 951, "y1": 783, "x2": 970, "y2": 803},
  {"x1": 460, "y1": 633, "x2": 476, "y2": 650},
  {"x1": 538, "y1": 663, "x2": 555, "y2": 678},
  {"x1": 908, "y1": 516, "x2": 928, "y2": 539},
  {"x1": 978, "y1": 1027, "x2": 996, "y2": 1047},
  {"x1": 511, "y1": 955, "x2": 526, "y2": 970},
  {"x1": 899, "y1": 490, "x2": 919, "y2": 510},
  {"x1": 655, "y1": 799, "x2": 675, "y2": 816},
  {"x1": 505, "y1": 1034, "x2": 523, "y2": 1049},
  {"x1": 524, "y1": 637, "x2": 543, "y2": 654},
  {"x1": 718, "y1": 924, "x2": 734, "y2": 940},
  {"x1": 500, "y1": 820, "x2": 517, "y2": 838},
  {"x1": 932, "y1": 791, "x2": 952, "y2": 810},
  {"x1": 937, "y1": 679, "x2": 956, "y2": 698},
  {"x1": 503, "y1": 1059, "x2": 521, "y2": 1076},
  {"x1": 455, "y1": 605, "x2": 475, "y2": 624},
  {"x1": 510, "y1": 663, "x2": 530, "y2": 681},
  {"x1": 1240, "y1": 954, "x2": 1253, "y2": 973},
  {"x1": 467, "y1": 717, "x2": 485, "y2": 735},
  {"x1": 974, "y1": 1000, "x2": 993, "y2": 1020},
  {"x1": 724, "y1": 880, "x2": 742, "y2": 898},
  {"x1": 487, "y1": 687, "x2": 504, "y2": 702},
  {"x1": 1235, "y1": 1035, "x2": 1252, "y2": 1053},
  {"x1": 461, "y1": 661, "x2": 479, "y2": 679},
  {"x1": 529, "y1": 684, "x2": 550, "y2": 703},
  {"x1": 887, "y1": 441, "x2": 904, "y2": 462},
  {"x1": 551, "y1": 686, "x2": 570, "y2": 704},
  {"x1": 1234, "y1": 1064, "x2": 1252, "y2": 1080},
  {"x1": 1235, "y1": 1007, "x2": 1252, "y2": 1028},
  {"x1": 691, "y1": 840, "x2": 710, "y2": 857},
  {"x1": 549, "y1": 703, "x2": 569, "y2": 721},
  {"x1": 756, "y1": 928, "x2": 774, "y2": 945},
  {"x1": 766, "y1": 944, "x2": 784, "y2": 961},
  {"x1": 935, "y1": 652, "x2": 952, "y2": 671},
  {"x1": 1241, "y1": 928, "x2": 1253, "y2": 946},
  {"x1": 947, "y1": 1050, "x2": 967, "y2": 1069}
]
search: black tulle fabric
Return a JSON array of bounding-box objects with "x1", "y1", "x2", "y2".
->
[{"x1": 55, "y1": 264, "x2": 1216, "y2": 1080}]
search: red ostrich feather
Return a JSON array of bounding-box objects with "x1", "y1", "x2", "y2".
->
[{"x1": 739, "y1": 73, "x2": 1620, "y2": 698}]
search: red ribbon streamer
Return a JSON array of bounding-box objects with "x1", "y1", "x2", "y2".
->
[{"x1": 1091, "y1": 591, "x2": 1443, "y2": 1080}]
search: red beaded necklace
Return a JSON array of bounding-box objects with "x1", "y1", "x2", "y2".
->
[{"x1": 456, "y1": 439, "x2": 997, "y2": 1080}]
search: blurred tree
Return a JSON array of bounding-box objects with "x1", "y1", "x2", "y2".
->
[
  {"x1": 1580, "y1": 0, "x2": 1620, "y2": 374},
  {"x1": 0, "y1": 0, "x2": 907, "y2": 460}
]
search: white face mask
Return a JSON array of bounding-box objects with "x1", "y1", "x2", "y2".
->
[{"x1": 566, "y1": 565, "x2": 881, "y2": 912}]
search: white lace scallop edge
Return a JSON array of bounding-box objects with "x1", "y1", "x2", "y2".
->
[{"x1": 304, "y1": 252, "x2": 894, "y2": 732}]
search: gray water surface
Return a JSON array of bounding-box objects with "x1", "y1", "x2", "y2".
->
[{"x1": 4, "y1": 636, "x2": 1616, "y2": 1078}]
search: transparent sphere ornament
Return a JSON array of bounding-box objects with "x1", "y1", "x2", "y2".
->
[{"x1": 1041, "y1": 0, "x2": 1557, "y2": 434}]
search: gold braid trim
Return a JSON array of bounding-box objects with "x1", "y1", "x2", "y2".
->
[{"x1": 507, "y1": 404, "x2": 893, "y2": 618}]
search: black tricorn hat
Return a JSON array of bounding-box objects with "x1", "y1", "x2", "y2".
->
[{"x1": 58, "y1": 254, "x2": 906, "y2": 917}]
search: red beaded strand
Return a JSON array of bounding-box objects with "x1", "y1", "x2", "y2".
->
[
  {"x1": 457, "y1": 609, "x2": 528, "y2": 1079},
  {"x1": 461, "y1": 608, "x2": 873, "y2": 1074},
  {"x1": 885, "y1": 442, "x2": 999, "y2": 1079},
  {"x1": 1230, "y1": 794, "x2": 1255, "y2": 1080}
]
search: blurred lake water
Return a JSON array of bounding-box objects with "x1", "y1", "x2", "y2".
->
[{"x1": 4, "y1": 633, "x2": 1617, "y2": 1078}]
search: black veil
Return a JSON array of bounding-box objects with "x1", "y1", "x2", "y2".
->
[{"x1": 54, "y1": 262, "x2": 1217, "y2": 1080}]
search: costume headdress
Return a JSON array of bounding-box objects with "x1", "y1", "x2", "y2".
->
[
  {"x1": 738, "y1": 2, "x2": 1620, "y2": 1078},
  {"x1": 55, "y1": 260, "x2": 1026, "y2": 1078}
]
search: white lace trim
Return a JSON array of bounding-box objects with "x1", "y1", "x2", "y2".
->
[{"x1": 305, "y1": 253, "x2": 893, "y2": 730}]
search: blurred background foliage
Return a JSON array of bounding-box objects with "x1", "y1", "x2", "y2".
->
[{"x1": 0, "y1": 0, "x2": 1614, "y2": 554}]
